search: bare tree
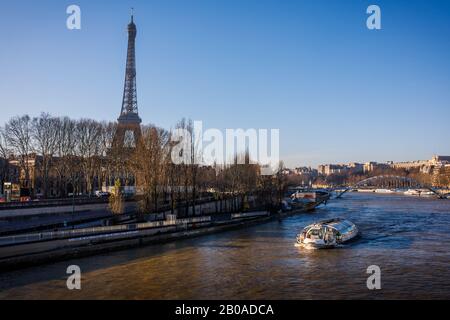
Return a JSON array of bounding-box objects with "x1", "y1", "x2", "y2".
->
[
  {"x1": 274, "y1": 161, "x2": 287, "y2": 205},
  {"x1": 54, "y1": 117, "x2": 78, "y2": 197},
  {"x1": 174, "y1": 118, "x2": 197, "y2": 217},
  {"x1": 99, "y1": 122, "x2": 117, "y2": 192},
  {"x1": 0, "y1": 128, "x2": 9, "y2": 158},
  {"x1": 0, "y1": 127, "x2": 11, "y2": 194},
  {"x1": 4, "y1": 115, "x2": 34, "y2": 189},
  {"x1": 109, "y1": 178, "x2": 124, "y2": 214},
  {"x1": 32, "y1": 113, "x2": 59, "y2": 197},
  {"x1": 75, "y1": 119, "x2": 102, "y2": 196},
  {"x1": 132, "y1": 125, "x2": 169, "y2": 214}
]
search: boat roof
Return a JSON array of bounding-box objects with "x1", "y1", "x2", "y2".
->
[{"x1": 305, "y1": 218, "x2": 356, "y2": 232}]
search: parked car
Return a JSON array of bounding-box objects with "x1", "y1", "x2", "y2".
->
[{"x1": 95, "y1": 191, "x2": 110, "y2": 198}]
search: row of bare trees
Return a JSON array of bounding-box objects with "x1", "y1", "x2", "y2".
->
[
  {"x1": 1, "y1": 114, "x2": 287, "y2": 216},
  {"x1": 0, "y1": 114, "x2": 119, "y2": 198},
  {"x1": 129, "y1": 119, "x2": 286, "y2": 216}
]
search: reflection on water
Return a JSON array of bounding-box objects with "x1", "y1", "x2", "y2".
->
[{"x1": 1, "y1": 193, "x2": 450, "y2": 299}]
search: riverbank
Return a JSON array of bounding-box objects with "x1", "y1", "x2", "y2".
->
[
  {"x1": 0, "y1": 209, "x2": 299, "y2": 271},
  {"x1": 0, "y1": 192, "x2": 330, "y2": 271}
]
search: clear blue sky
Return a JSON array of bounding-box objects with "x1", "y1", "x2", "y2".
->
[{"x1": 1, "y1": 0, "x2": 449, "y2": 168}]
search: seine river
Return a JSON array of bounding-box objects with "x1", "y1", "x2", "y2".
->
[{"x1": 1, "y1": 193, "x2": 449, "y2": 300}]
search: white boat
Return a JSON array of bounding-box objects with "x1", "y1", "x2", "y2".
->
[
  {"x1": 357, "y1": 189, "x2": 375, "y2": 193},
  {"x1": 375, "y1": 189, "x2": 394, "y2": 194},
  {"x1": 419, "y1": 190, "x2": 435, "y2": 196},
  {"x1": 404, "y1": 189, "x2": 420, "y2": 196},
  {"x1": 296, "y1": 218, "x2": 359, "y2": 249}
]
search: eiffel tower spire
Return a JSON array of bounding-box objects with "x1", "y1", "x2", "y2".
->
[{"x1": 118, "y1": 11, "x2": 141, "y2": 125}]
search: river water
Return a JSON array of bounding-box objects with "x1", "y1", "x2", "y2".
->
[{"x1": 1, "y1": 193, "x2": 449, "y2": 300}]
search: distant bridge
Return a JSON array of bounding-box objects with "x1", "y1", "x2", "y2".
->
[{"x1": 335, "y1": 175, "x2": 447, "y2": 199}]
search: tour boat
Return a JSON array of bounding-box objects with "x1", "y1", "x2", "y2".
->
[
  {"x1": 287, "y1": 190, "x2": 331, "y2": 212},
  {"x1": 296, "y1": 218, "x2": 359, "y2": 249}
]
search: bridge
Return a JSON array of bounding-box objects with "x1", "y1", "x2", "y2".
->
[{"x1": 335, "y1": 175, "x2": 448, "y2": 199}]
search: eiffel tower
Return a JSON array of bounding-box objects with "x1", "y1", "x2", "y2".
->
[{"x1": 114, "y1": 11, "x2": 142, "y2": 149}]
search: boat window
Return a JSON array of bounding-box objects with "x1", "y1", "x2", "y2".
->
[{"x1": 308, "y1": 229, "x2": 322, "y2": 238}]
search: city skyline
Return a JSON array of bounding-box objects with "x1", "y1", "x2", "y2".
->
[{"x1": 1, "y1": 0, "x2": 450, "y2": 168}]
